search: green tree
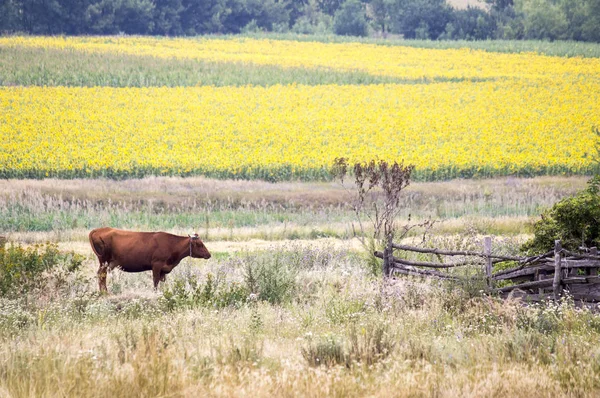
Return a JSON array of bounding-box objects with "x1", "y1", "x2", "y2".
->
[
  {"x1": 153, "y1": 0, "x2": 184, "y2": 34},
  {"x1": 0, "y1": 0, "x2": 23, "y2": 32},
  {"x1": 581, "y1": 0, "x2": 600, "y2": 41},
  {"x1": 559, "y1": 0, "x2": 587, "y2": 40},
  {"x1": 86, "y1": 0, "x2": 154, "y2": 34},
  {"x1": 443, "y1": 6, "x2": 496, "y2": 40},
  {"x1": 286, "y1": 0, "x2": 309, "y2": 26},
  {"x1": 219, "y1": 0, "x2": 253, "y2": 33},
  {"x1": 21, "y1": 0, "x2": 64, "y2": 33},
  {"x1": 368, "y1": 0, "x2": 393, "y2": 34},
  {"x1": 54, "y1": 0, "x2": 92, "y2": 34},
  {"x1": 180, "y1": 0, "x2": 226, "y2": 34},
  {"x1": 317, "y1": 0, "x2": 343, "y2": 15},
  {"x1": 116, "y1": 0, "x2": 155, "y2": 33},
  {"x1": 333, "y1": 0, "x2": 368, "y2": 36},
  {"x1": 244, "y1": 0, "x2": 290, "y2": 31},
  {"x1": 389, "y1": 0, "x2": 452, "y2": 39},
  {"x1": 291, "y1": 0, "x2": 332, "y2": 33},
  {"x1": 516, "y1": 0, "x2": 568, "y2": 40},
  {"x1": 484, "y1": 0, "x2": 514, "y2": 11}
]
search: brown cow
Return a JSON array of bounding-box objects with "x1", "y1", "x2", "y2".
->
[{"x1": 89, "y1": 227, "x2": 211, "y2": 292}]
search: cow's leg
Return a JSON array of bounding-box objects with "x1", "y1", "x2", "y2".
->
[
  {"x1": 158, "y1": 263, "x2": 178, "y2": 284},
  {"x1": 152, "y1": 265, "x2": 163, "y2": 289},
  {"x1": 97, "y1": 262, "x2": 108, "y2": 293},
  {"x1": 152, "y1": 263, "x2": 176, "y2": 288}
]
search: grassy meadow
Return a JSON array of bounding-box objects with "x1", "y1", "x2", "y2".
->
[
  {"x1": 2, "y1": 176, "x2": 600, "y2": 397},
  {"x1": 2, "y1": 35, "x2": 600, "y2": 396},
  {"x1": 4, "y1": 245, "x2": 600, "y2": 397}
]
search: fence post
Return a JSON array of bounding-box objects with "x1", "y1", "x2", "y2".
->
[
  {"x1": 484, "y1": 236, "x2": 493, "y2": 289},
  {"x1": 537, "y1": 268, "x2": 548, "y2": 295},
  {"x1": 553, "y1": 240, "x2": 562, "y2": 300},
  {"x1": 383, "y1": 235, "x2": 393, "y2": 277},
  {"x1": 590, "y1": 247, "x2": 598, "y2": 277}
]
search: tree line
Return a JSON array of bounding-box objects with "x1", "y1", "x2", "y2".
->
[{"x1": 0, "y1": 0, "x2": 598, "y2": 41}]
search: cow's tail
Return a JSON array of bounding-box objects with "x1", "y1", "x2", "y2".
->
[{"x1": 89, "y1": 229, "x2": 106, "y2": 260}]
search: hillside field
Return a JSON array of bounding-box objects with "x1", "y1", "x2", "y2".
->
[{"x1": 1, "y1": 36, "x2": 600, "y2": 180}]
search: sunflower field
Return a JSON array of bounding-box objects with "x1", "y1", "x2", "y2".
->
[{"x1": 1, "y1": 36, "x2": 599, "y2": 181}]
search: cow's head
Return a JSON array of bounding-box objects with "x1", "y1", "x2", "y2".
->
[{"x1": 189, "y1": 234, "x2": 211, "y2": 259}]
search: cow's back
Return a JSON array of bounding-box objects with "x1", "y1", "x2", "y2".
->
[{"x1": 115, "y1": 230, "x2": 159, "y2": 271}]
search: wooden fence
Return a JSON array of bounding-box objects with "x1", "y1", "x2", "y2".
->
[{"x1": 375, "y1": 237, "x2": 600, "y2": 302}]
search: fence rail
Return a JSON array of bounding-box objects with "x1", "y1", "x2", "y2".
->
[{"x1": 375, "y1": 238, "x2": 600, "y2": 302}]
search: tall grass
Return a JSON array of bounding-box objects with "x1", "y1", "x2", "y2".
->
[
  {"x1": 0, "y1": 187, "x2": 350, "y2": 236},
  {"x1": 1, "y1": 243, "x2": 600, "y2": 396}
]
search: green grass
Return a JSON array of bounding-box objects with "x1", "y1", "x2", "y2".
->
[{"x1": 0, "y1": 46, "x2": 420, "y2": 88}]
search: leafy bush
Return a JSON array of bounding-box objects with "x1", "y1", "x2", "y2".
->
[
  {"x1": 243, "y1": 252, "x2": 298, "y2": 304},
  {"x1": 291, "y1": 14, "x2": 333, "y2": 34},
  {"x1": 161, "y1": 273, "x2": 249, "y2": 311},
  {"x1": 0, "y1": 243, "x2": 83, "y2": 298},
  {"x1": 522, "y1": 176, "x2": 600, "y2": 253}
]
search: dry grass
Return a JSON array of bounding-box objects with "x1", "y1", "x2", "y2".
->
[
  {"x1": 1, "y1": 242, "x2": 600, "y2": 397},
  {"x1": 0, "y1": 176, "x2": 347, "y2": 208},
  {"x1": 0, "y1": 175, "x2": 585, "y2": 210},
  {"x1": 0, "y1": 176, "x2": 586, "y2": 246}
]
